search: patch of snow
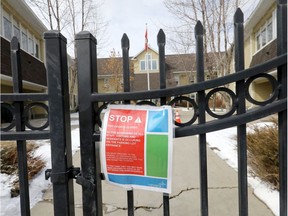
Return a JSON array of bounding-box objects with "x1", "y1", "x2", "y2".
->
[
  {"x1": 207, "y1": 125, "x2": 279, "y2": 216},
  {"x1": 0, "y1": 125, "x2": 80, "y2": 216}
]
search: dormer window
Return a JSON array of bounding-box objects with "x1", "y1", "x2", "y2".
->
[{"x1": 140, "y1": 54, "x2": 158, "y2": 71}]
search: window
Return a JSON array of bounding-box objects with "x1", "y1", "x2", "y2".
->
[
  {"x1": 21, "y1": 32, "x2": 28, "y2": 51},
  {"x1": 13, "y1": 25, "x2": 20, "y2": 41},
  {"x1": 2, "y1": 9, "x2": 41, "y2": 59},
  {"x1": 140, "y1": 61, "x2": 146, "y2": 70},
  {"x1": 35, "y1": 43, "x2": 39, "y2": 58},
  {"x1": 261, "y1": 29, "x2": 266, "y2": 47},
  {"x1": 152, "y1": 60, "x2": 157, "y2": 70},
  {"x1": 255, "y1": 14, "x2": 276, "y2": 51},
  {"x1": 256, "y1": 34, "x2": 261, "y2": 50},
  {"x1": 3, "y1": 17, "x2": 12, "y2": 39},
  {"x1": 267, "y1": 21, "x2": 273, "y2": 42},
  {"x1": 28, "y1": 38, "x2": 34, "y2": 54},
  {"x1": 140, "y1": 54, "x2": 158, "y2": 71}
]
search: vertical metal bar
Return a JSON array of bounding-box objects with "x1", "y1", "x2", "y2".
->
[
  {"x1": 158, "y1": 29, "x2": 167, "y2": 106},
  {"x1": 11, "y1": 37, "x2": 30, "y2": 216},
  {"x1": 121, "y1": 33, "x2": 134, "y2": 216},
  {"x1": 234, "y1": 9, "x2": 248, "y2": 216},
  {"x1": 158, "y1": 29, "x2": 170, "y2": 216},
  {"x1": 195, "y1": 21, "x2": 208, "y2": 216},
  {"x1": 163, "y1": 193, "x2": 170, "y2": 216},
  {"x1": 44, "y1": 31, "x2": 75, "y2": 216},
  {"x1": 277, "y1": 1, "x2": 287, "y2": 216},
  {"x1": 75, "y1": 31, "x2": 103, "y2": 216},
  {"x1": 122, "y1": 33, "x2": 130, "y2": 94},
  {"x1": 127, "y1": 190, "x2": 134, "y2": 216}
]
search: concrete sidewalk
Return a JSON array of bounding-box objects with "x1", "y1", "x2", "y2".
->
[{"x1": 31, "y1": 134, "x2": 274, "y2": 215}]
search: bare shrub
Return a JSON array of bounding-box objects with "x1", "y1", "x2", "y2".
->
[
  {"x1": 247, "y1": 118, "x2": 279, "y2": 190},
  {"x1": 0, "y1": 141, "x2": 46, "y2": 197}
]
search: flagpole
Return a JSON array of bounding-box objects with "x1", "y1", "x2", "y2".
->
[
  {"x1": 146, "y1": 50, "x2": 150, "y2": 91},
  {"x1": 145, "y1": 23, "x2": 150, "y2": 90}
]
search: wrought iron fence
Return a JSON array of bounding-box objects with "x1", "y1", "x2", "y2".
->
[
  {"x1": 75, "y1": 6, "x2": 287, "y2": 216},
  {"x1": 0, "y1": 3, "x2": 287, "y2": 216}
]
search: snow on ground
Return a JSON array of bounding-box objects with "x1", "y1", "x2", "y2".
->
[
  {"x1": 0, "y1": 125, "x2": 80, "y2": 216},
  {"x1": 0, "y1": 112, "x2": 279, "y2": 215},
  {"x1": 207, "y1": 123, "x2": 279, "y2": 216}
]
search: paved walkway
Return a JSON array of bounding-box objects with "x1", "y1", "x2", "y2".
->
[{"x1": 31, "y1": 112, "x2": 275, "y2": 216}]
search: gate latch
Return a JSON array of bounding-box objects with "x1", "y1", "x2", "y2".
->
[
  {"x1": 75, "y1": 172, "x2": 96, "y2": 192},
  {"x1": 45, "y1": 167, "x2": 81, "y2": 184}
]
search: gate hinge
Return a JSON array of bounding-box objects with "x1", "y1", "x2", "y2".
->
[{"x1": 45, "y1": 167, "x2": 81, "y2": 184}]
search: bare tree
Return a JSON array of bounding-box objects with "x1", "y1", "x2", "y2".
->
[
  {"x1": 25, "y1": 0, "x2": 108, "y2": 102},
  {"x1": 101, "y1": 49, "x2": 134, "y2": 93},
  {"x1": 163, "y1": 0, "x2": 246, "y2": 77},
  {"x1": 102, "y1": 49, "x2": 123, "y2": 93}
]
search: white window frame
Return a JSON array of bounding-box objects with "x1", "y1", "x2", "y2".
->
[
  {"x1": 34, "y1": 39, "x2": 40, "y2": 58},
  {"x1": 21, "y1": 29, "x2": 28, "y2": 51},
  {"x1": 140, "y1": 54, "x2": 158, "y2": 71},
  {"x1": 13, "y1": 20, "x2": 20, "y2": 41},
  {"x1": 1, "y1": 8, "x2": 41, "y2": 59},
  {"x1": 3, "y1": 11, "x2": 12, "y2": 40},
  {"x1": 255, "y1": 9, "x2": 277, "y2": 52}
]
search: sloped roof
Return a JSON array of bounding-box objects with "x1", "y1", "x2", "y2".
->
[
  {"x1": 165, "y1": 52, "x2": 225, "y2": 72},
  {"x1": 132, "y1": 46, "x2": 159, "y2": 60},
  {"x1": 97, "y1": 57, "x2": 132, "y2": 76},
  {"x1": 97, "y1": 58, "x2": 117, "y2": 76},
  {"x1": 250, "y1": 39, "x2": 277, "y2": 67},
  {"x1": 165, "y1": 54, "x2": 196, "y2": 73}
]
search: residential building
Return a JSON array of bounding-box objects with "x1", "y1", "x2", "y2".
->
[
  {"x1": 243, "y1": 0, "x2": 277, "y2": 106},
  {"x1": 1, "y1": 0, "x2": 47, "y2": 94},
  {"x1": 97, "y1": 46, "x2": 221, "y2": 100},
  {"x1": 131, "y1": 47, "x2": 175, "y2": 91},
  {"x1": 1, "y1": 0, "x2": 77, "y2": 111}
]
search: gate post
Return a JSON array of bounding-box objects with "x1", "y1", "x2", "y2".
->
[
  {"x1": 75, "y1": 31, "x2": 103, "y2": 216},
  {"x1": 234, "y1": 9, "x2": 248, "y2": 216},
  {"x1": 121, "y1": 34, "x2": 136, "y2": 216},
  {"x1": 44, "y1": 31, "x2": 75, "y2": 216},
  {"x1": 11, "y1": 37, "x2": 30, "y2": 216},
  {"x1": 277, "y1": 1, "x2": 287, "y2": 215},
  {"x1": 195, "y1": 21, "x2": 208, "y2": 216}
]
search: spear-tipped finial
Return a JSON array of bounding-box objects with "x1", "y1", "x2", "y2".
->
[
  {"x1": 121, "y1": 33, "x2": 130, "y2": 50},
  {"x1": 234, "y1": 8, "x2": 244, "y2": 23},
  {"x1": 195, "y1": 21, "x2": 204, "y2": 37},
  {"x1": 157, "y1": 29, "x2": 166, "y2": 46}
]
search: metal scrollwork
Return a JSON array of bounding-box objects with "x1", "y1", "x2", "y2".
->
[
  {"x1": 24, "y1": 102, "x2": 49, "y2": 130},
  {"x1": 0, "y1": 102, "x2": 49, "y2": 131},
  {"x1": 205, "y1": 87, "x2": 237, "y2": 119},
  {"x1": 0, "y1": 103, "x2": 15, "y2": 131},
  {"x1": 245, "y1": 73, "x2": 279, "y2": 106},
  {"x1": 136, "y1": 100, "x2": 157, "y2": 106},
  {"x1": 168, "y1": 96, "x2": 198, "y2": 127}
]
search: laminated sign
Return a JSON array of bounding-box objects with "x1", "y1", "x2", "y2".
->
[{"x1": 101, "y1": 105, "x2": 173, "y2": 193}]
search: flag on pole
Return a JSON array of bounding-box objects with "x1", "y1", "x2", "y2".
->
[{"x1": 145, "y1": 25, "x2": 148, "y2": 51}]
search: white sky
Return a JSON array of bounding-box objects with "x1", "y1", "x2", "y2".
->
[
  {"x1": 26, "y1": 0, "x2": 260, "y2": 58},
  {"x1": 100, "y1": 0, "x2": 260, "y2": 58},
  {"x1": 100, "y1": 0, "x2": 174, "y2": 57}
]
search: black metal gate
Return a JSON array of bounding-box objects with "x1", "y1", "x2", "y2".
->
[{"x1": 1, "y1": 3, "x2": 287, "y2": 216}]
